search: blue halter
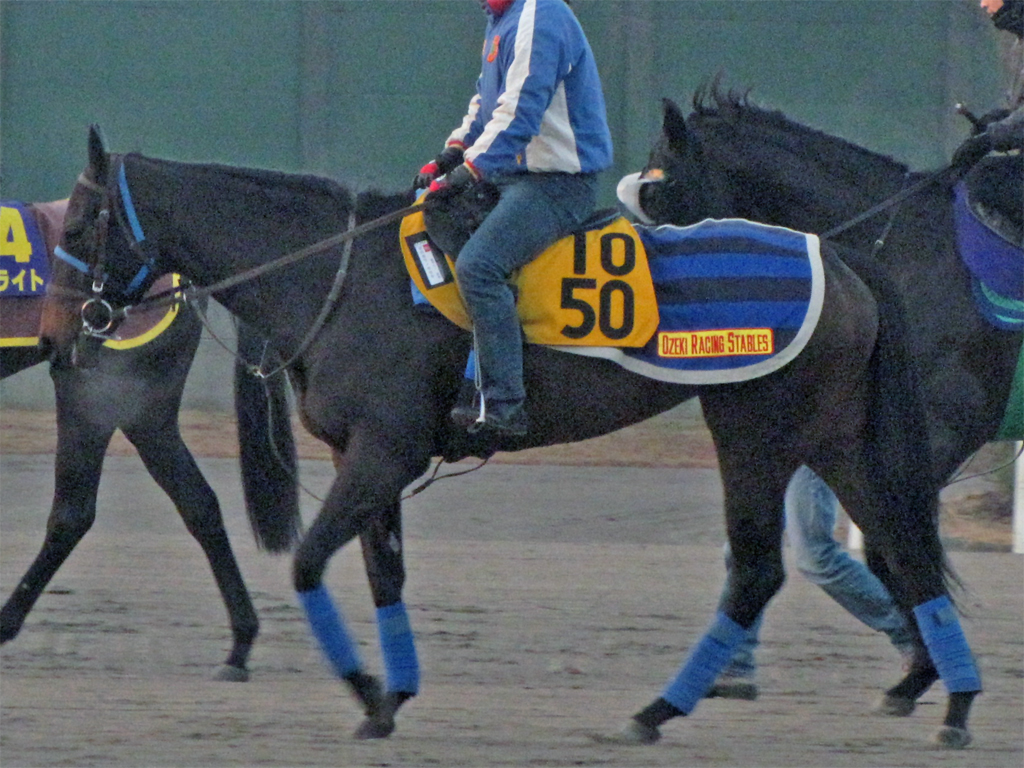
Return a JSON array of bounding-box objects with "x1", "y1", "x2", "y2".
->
[{"x1": 54, "y1": 158, "x2": 156, "y2": 301}]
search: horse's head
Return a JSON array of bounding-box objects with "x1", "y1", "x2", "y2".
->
[
  {"x1": 41, "y1": 126, "x2": 164, "y2": 366},
  {"x1": 617, "y1": 97, "x2": 736, "y2": 227}
]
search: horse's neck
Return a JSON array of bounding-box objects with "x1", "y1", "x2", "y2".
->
[
  {"x1": 724, "y1": 125, "x2": 909, "y2": 232},
  {"x1": 138, "y1": 163, "x2": 343, "y2": 343}
]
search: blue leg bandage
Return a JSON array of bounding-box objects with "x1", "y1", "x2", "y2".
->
[
  {"x1": 377, "y1": 602, "x2": 420, "y2": 694},
  {"x1": 913, "y1": 595, "x2": 982, "y2": 693},
  {"x1": 662, "y1": 612, "x2": 747, "y2": 714},
  {"x1": 298, "y1": 585, "x2": 362, "y2": 679}
]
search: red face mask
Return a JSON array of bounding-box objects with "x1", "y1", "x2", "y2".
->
[{"x1": 485, "y1": 0, "x2": 515, "y2": 15}]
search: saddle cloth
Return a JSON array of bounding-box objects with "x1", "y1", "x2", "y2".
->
[
  {"x1": 562, "y1": 219, "x2": 824, "y2": 384},
  {"x1": 402, "y1": 208, "x2": 660, "y2": 348},
  {"x1": 1, "y1": 201, "x2": 51, "y2": 297},
  {"x1": 402, "y1": 210, "x2": 824, "y2": 385}
]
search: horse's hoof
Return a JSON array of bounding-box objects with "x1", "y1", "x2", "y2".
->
[
  {"x1": 354, "y1": 712, "x2": 396, "y2": 740},
  {"x1": 353, "y1": 691, "x2": 408, "y2": 740},
  {"x1": 934, "y1": 726, "x2": 971, "y2": 749},
  {"x1": 345, "y1": 672, "x2": 384, "y2": 715},
  {"x1": 874, "y1": 694, "x2": 915, "y2": 717},
  {"x1": 589, "y1": 719, "x2": 661, "y2": 746},
  {"x1": 213, "y1": 664, "x2": 249, "y2": 682}
]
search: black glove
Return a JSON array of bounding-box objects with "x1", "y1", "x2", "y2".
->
[
  {"x1": 951, "y1": 132, "x2": 993, "y2": 173},
  {"x1": 413, "y1": 146, "x2": 465, "y2": 190},
  {"x1": 976, "y1": 108, "x2": 1012, "y2": 133},
  {"x1": 426, "y1": 162, "x2": 478, "y2": 200}
]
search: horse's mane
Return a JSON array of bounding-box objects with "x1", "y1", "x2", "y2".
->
[{"x1": 690, "y1": 80, "x2": 911, "y2": 179}]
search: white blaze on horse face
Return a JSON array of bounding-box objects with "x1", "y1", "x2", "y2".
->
[{"x1": 616, "y1": 172, "x2": 656, "y2": 224}]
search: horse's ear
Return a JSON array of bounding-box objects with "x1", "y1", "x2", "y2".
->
[
  {"x1": 661, "y1": 98, "x2": 690, "y2": 154},
  {"x1": 88, "y1": 124, "x2": 109, "y2": 180}
]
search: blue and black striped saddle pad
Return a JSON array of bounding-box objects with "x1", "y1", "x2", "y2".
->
[{"x1": 555, "y1": 218, "x2": 825, "y2": 384}]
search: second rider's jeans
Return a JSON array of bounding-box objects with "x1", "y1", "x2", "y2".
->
[{"x1": 717, "y1": 465, "x2": 915, "y2": 678}]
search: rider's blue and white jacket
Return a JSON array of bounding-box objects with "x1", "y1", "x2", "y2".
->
[{"x1": 446, "y1": 0, "x2": 613, "y2": 178}]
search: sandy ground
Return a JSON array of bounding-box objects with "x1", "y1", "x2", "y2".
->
[{"x1": 1, "y1": 409, "x2": 1021, "y2": 767}]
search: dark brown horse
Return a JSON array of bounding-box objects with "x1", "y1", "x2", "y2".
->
[
  {"x1": 39, "y1": 125, "x2": 976, "y2": 747},
  {"x1": 1, "y1": 200, "x2": 298, "y2": 680}
]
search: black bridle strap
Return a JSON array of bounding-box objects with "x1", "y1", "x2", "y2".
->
[{"x1": 821, "y1": 165, "x2": 956, "y2": 240}]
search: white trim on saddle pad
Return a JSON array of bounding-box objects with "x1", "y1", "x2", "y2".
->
[{"x1": 550, "y1": 219, "x2": 826, "y2": 385}]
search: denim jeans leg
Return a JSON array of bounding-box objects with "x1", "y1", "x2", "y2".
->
[
  {"x1": 785, "y1": 466, "x2": 914, "y2": 651},
  {"x1": 454, "y1": 173, "x2": 597, "y2": 403}
]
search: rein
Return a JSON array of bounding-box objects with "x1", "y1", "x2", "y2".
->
[
  {"x1": 821, "y1": 165, "x2": 956, "y2": 240},
  {"x1": 125, "y1": 198, "x2": 423, "y2": 315}
]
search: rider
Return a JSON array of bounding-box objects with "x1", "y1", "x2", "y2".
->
[
  {"x1": 952, "y1": 1, "x2": 1023, "y2": 172},
  {"x1": 416, "y1": 0, "x2": 613, "y2": 437}
]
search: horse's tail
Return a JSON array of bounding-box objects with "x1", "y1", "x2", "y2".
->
[
  {"x1": 837, "y1": 246, "x2": 959, "y2": 598},
  {"x1": 234, "y1": 321, "x2": 302, "y2": 552}
]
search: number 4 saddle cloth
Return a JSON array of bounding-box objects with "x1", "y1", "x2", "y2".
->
[{"x1": 400, "y1": 209, "x2": 824, "y2": 385}]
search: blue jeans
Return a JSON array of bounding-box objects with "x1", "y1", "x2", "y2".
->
[
  {"x1": 455, "y1": 172, "x2": 598, "y2": 404},
  {"x1": 717, "y1": 466, "x2": 914, "y2": 678}
]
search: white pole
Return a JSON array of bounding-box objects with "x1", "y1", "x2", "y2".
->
[
  {"x1": 1013, "y1": 441, "x2": 1024, "y2": 555},
  {"x1": 847, "y1": 518, "x2": 863, "y2": 550}
]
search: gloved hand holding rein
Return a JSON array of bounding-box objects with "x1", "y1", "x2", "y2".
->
[{"x1": 413, "y1": 146, "x2": 465, "y2": 190}]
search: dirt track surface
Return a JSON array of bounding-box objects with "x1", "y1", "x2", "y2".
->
[{"x1": 1, "y1": 409, "x2": 1022, "y2": 767}]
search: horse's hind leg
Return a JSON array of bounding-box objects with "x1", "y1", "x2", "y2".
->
[
  {"x1": 857, "y1": 543, "x2": 940, "y2": 716},
  {"x1": 838, "y1": 481, "x2": 980, "y2": 748},
  {"x1": 125, "y1": 422, "x2": 258, "y2": 681},
  {"x1": 1, "y1": 406, "x2": 112, "y2": 643},
  {"x1": 352, "y1": 498, "x2": 419, "y2": 740}
]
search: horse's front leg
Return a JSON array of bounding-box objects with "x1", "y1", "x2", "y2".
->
[
  {"x1": 293, "y1": 430, "x2": 428, "y2": 740},
  {"x1": 609, "y1": 440, "x2": 790, "y2": 744},
  {"x1": 0, "y1": 420, "x2": 112, "y2": 644}
]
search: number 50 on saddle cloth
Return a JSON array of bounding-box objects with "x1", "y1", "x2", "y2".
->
[{"x1": 401, "y1": 208, "x2": 660, "y2": 348}]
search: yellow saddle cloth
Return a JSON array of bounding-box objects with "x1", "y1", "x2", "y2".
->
[{"x1": 400, "y1": 208, "x2": 659, "y2": 347}]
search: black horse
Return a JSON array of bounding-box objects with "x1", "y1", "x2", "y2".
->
[
  {"x1": 629, "y1": 89, "x2": 1022, "y2": 484},
  {"x1": 41, "y1": 125, "x2": 977, "y2": 747},
  {"x1": 623, "y1": 85, "x2": 1024, "y2": 740},
  {"x1": 1, "y1": 200, "x2": 300, "y2": 680}
]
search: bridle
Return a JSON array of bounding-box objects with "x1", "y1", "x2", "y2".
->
[{"x1": 53, "y1": 155, "x2": 167, "y2": 341}]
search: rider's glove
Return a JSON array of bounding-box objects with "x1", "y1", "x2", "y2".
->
[
  {"x1": 413, "y1": 146, "x2": 465, "y2": 190},
  {"x1": 426, "y1": 162, "x2": 479, "y2": 200}
]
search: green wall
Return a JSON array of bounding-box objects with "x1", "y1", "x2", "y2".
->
[
  {"x1": 1, "y1": 0, "x2": 1004, "y2": 206},
  {"x1": 0, "y1": 0, "x2": 1007, "y2": 410}
]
